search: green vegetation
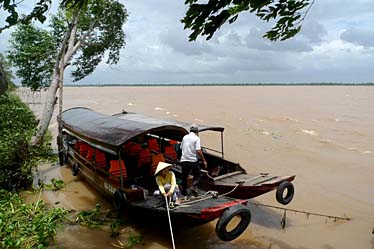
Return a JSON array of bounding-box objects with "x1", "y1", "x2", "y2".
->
[
  {"x1": 0, "y1": 93, "x2": 55, "y2": 190},
  {"x1": 183, "y1": 0, "x2": 312, "y2": 41},
  {"x1": 112, "y1": 234, "x2": 144, "y2": 249},
  {"x1": 0, "y1": 53, "x2": 16, "y2": 91},
  {"x1": 0, "y1": 190, "x2": 67, "y2": 249},
  {"x1": 75, "y1": 204, "x2": 106, "y2": 228}
]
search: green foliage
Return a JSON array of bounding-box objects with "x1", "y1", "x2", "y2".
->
[
  {"x1": 0, "y1": 93, "x2": 54, "y2": 189},
  {"x1": 0, "y1": 190, "x2": 68, "y2": 249},
  {"x1": 61, "y1": 0, "x2": 89, "y2": 10},
  {"x1": 126, "y1": 234, "x2": 143, "y2": 248},
  {"x1": 0, "y1": 53, "x2": 15, "y2": 90},
  {"x1": 112, "y1": 234, "x2": 144, "y2": 249},
  {"x1": 61, "y1": 0, "x2": 128, "y2": 81},
  {"x1": 182, "y1": 0, "x2": 312, "y2": 41},
  {"x1": 0, "y1": 0, "x2": 52, "y2": 33},
  {"x1": 75, "y1": 204, "x2": 105, "y2": 228},
  {"x1": 37, "y1": 178, "x2": 65, "y2": 191},
  {"x1": 7, "y1": 0, "x2": 128, "y2": 90},
  {"x1": 7, "y1": 24, "x2": 56, "y2": 91}
]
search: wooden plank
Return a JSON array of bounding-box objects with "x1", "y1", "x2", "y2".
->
[{"x1": 213, "y1": 171, "x2": 243, "y2": 181}]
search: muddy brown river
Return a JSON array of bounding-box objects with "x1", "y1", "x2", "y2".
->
[{"x1": 18, "y1": 86, "x2": 374, "y2": 249}]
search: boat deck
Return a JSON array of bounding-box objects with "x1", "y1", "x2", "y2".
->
[
  {"x1": 214, "y1": 173, "x2": 292, "y2": 186},
  {"x1": 130, "y1": 190, "x2": 245, "y2": 215}
]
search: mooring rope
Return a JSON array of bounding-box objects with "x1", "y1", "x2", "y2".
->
[
  {"x1": 248, "y1": 201, "x2": 351, "y2": 227},
  {"x1": 165, "y1": 196, "x2": 176, "y2": 249},
  {"x1": 217, "y1": 184, "x2": 240, "y2": 197},
  {"x1": 175, "y1": 184, "x2": 240, "y2": 207}
]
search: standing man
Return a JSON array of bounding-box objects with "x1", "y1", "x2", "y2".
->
[{"x1": 180, "y1": 124, "x2": 207, "y2": 195}]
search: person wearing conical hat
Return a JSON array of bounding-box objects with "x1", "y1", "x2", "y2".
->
[{"x1": 154, "y1": 162, "x2": 181, "y2": 204}]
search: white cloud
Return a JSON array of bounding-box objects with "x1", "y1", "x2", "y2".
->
[
  {"x1": 341, "y1": 28, "x2": 374, "y2": 48},
  {"x1": 1, "y1": 0, "x2": 373, "y2": 84}
]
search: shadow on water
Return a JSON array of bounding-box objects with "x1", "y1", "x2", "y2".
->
[{"x1": 247, "y1": 201, "x2": 293, "y2": 229}]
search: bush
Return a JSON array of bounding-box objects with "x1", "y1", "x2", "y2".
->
[{"x1": 0, "y1": 93, "x2": 54, "y2": 189}]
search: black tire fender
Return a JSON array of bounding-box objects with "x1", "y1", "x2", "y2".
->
[
  {"x1": 72, "y1": 163, "x2": 79, "y2": 176},
  {"x1": 113, "y1": 189, "x2": 126, "y2": 212},
  {"x1": 276, "y1": 181, "x2": 294, "y2": 205},
  {"x1": 215, "y1": 204, "x2": 251, "y2": 241}
]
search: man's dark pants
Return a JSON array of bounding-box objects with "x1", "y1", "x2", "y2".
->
[{"x1": 181, "y1": 161, "x2": 201, "y2": 195}]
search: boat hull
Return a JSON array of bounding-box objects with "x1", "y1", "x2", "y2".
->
[{"x1": 198, "y1": 174, "x2": 296, "y2": 200}]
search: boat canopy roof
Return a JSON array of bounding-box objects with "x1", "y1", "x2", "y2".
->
[{"x1": 62, "y1": 107, "x2": 224, "y2": 154}]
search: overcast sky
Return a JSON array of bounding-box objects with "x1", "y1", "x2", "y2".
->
[{"x1": 1, "y1": 0, "x2": 374, "y2": 84}]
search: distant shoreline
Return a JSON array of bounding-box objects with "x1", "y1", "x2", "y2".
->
[{"x1": 63, "y1": 83, "x2": 374, "y2": 87}]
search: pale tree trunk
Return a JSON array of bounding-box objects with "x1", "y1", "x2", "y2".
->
[
  {"x1": 31, "y1": 68, "x2": 61, "y2": 146},
  {"x1": 0, "y1": 62, "x2": 8, "y2": 95},
  {"x1": 32, "y1": 13, "x2": 81, "y2": 147}
]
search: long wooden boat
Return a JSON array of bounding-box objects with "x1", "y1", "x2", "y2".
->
[
  {"x1": 112, "y1": 109, "x2": 296, "y2": 205},
  {"x1": 59, "y1": 107, "x2": 253, "y2": 241}
]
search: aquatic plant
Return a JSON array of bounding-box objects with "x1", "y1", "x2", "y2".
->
[
  {"x1": 112, "y1": 233, "x2": 143, "y2": 249},
  {"x1": 0, "y1": 190, "x2": 68, "y2": 249},
  {"x1": 75, "y1": 204, "x2": 106, "y2": 228},
  {"x1": 36, "y1": 177, "x2": 65, "y2": 191}
]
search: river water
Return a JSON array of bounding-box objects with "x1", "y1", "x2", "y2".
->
[{"x1": 18, "y1": 86, "x2": 374, "y2": 249}]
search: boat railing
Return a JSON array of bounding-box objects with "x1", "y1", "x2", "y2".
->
[{"x1": 202, "y1": 146, "x2": 224, "y2": 158}]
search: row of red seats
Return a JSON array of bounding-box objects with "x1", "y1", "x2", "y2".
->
[
  {"x1": 75, "y1": 141, "x2": 106, "y2": 168},
  {"x1": 74, "y1": 141, "x2": 127, "y2": 179},
  {"x1": 123, "y1": 139, "x2": 178, "y2": 174}
]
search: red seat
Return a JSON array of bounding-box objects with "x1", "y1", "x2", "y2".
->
[
  {"x1": 123, "y1": 141, "x2": 141, "y2": 158},
  {"x1": 148, "y1": 138, "x2": 160, "y2": 152},
  {"x1": 86, "y1": 147, "x2": 95, "y2": 161},
  {"x1": 150, "y1": 153, "x2": 165, "y2": 175},
  {"x1": 74, "y1": 141, "x2": 84, "y2": 151},
  {"x1": 169, "y1": 140, "x2": 178, "y2": 145},
  {"x1": 164, "y1": 145, "x2": 177, "y2": 161},
  {"x1": 79, "y1": 142, "x2": 89, "y2": 157},
  {"x1": 95, "y1": 150, "x2": 106, "y2": 168},
  {"x1": 109, "y1": 160, "x2": 127, "y2": 179},
  {"x1": 138, "y1": 148, "x2": 151, "y2": 168}
]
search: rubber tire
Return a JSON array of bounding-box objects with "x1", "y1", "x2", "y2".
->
[
  {"x1": 276, "y1": 181, "x2": 294, "y2": 205},
  {"x1": 215, "y1": 205, "x2": 251, "y2": 241},
  {"x1": 72, "y1": 163, "x2": 79, "y2": 176},
  {"x1": 113, "y1": 189, "x2": 125, "y2": 212}
]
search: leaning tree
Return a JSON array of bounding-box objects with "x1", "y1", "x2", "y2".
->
[
  {"x1": 7, "y1": 0, "x2": 128, "y2": 146},
  {"x1": 2, "y1": 0, "x2": 313, "y2": 142},
  {"x1": 1, "y1": 0, "x2": 312, "y2": 96}
]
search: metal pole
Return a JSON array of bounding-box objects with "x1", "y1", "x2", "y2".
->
[
  {"x1": 221, "y1": 131, "x2": 224, "y2": 159},
  {"x1": 118, "y1": 150, "x2": 124, "y2": 189}
]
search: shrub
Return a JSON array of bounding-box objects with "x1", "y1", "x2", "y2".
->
[{"x1": 0, "y1": 93, "x2": 54, "y2": 189}]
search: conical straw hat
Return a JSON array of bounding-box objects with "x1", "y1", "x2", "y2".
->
[{"x1": 154, "y1": 162, "x2": 172, "y2": 176}]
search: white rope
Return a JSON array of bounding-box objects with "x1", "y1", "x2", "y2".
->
[
  {"x1": 217, "y1": 184, "x2": 239, "y2": 198},
  {"x1": 177, "y1": 184, "x2": 240, "y2": 207},
  {"x1": 165, "y1": 196, "x2": 176, "y2": 249}
]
